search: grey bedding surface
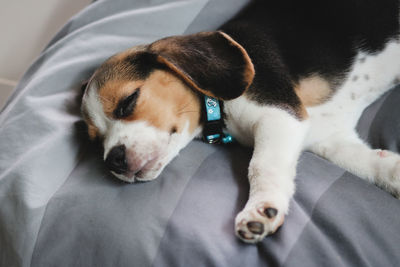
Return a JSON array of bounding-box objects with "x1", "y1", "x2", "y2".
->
[{"x1": 1, "y1": 0, "x2": 400, "y2": 266}]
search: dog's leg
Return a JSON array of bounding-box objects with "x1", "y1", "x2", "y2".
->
[
  {"x1": 234, "y1": 107, "x2": 309, "y2": 243},
  {"x1": 310, "y1": 131, "x2": 400, "y2": 197}
]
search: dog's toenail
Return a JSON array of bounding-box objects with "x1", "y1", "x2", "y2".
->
[
  {"x1": 238, "y1": 230, "x2": 252, "y2": 240},
  {"x1": 247, "y1": 221, "x2": 264, "y2": 234},
  {"x1": 264, "y1": 208, "x2": 278, "y2": 218}
]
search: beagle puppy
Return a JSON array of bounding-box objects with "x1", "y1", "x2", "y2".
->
[{"x1": 81, "y1": 0, "x2": 400, "y2": 243}]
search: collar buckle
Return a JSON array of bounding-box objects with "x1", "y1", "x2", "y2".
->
[{"x1": 202, "y1": 96, "x2": 234, "y2": 144}]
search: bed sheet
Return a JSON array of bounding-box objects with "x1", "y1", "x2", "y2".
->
[{"x1": 1, "y1": 0, "x2": 400, "y2": 266}]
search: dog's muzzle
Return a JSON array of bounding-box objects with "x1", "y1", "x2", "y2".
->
[
  {"x1": 104, "y1": 143, "x2": 164, "y2": 182},
  {"x1": 105, "y1": 145, "x2": 128, "y2": 174}
]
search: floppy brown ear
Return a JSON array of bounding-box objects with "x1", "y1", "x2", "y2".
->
[{"x1": 148, "y1": 31, "x2": 255, "y2": 100}]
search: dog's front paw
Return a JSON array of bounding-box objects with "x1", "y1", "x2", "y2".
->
[
  {"x1": 235, "y1": 202, "x2": 285, "y2": 243},
  {"x1": 390, "y1": 160, "x2": 400, "y2": 198},
  {"x1": 373, "y1": 150, "x2": 400, "y2": 198}
]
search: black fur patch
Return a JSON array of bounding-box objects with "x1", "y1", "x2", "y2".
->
[
  {"x1": 94, "y1": 51, "x2": 166, "y2": 89},
  {"x1": 114, "y1": 89, "x2": 140, "y2": 119},
  {"x1": 80, "y1": 80, "x2": 89, "y2": 94},
  {"x1": 220, "y1": 0, "x2": 399, "y2": 113},
  {"x1": 123, "y1": 52, "x2": 166, "y2": 80}
]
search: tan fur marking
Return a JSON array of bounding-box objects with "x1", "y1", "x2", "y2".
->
[
  {"x1": 297, "y1": 104, "x2": 309, "y2": 120},
  {"x1": 130, "y1": 70, "x2": 201, "y2": 133},
  {"x1": 295, "y1": 75, "x2": 332, "y2": 107},
  {"x1": 156, "y1": 56, "x2": 218, "y2": 98},
  {"x1": 81, "y1": 108, "x2": 100, "y2": 140},
  {"x1": 99, "y1": 70, "x2": 201, "y2": 134},
  {"x1": 98, "y1": 80, "x2": 144, "y2": 117},
  {"x1": 87, "y1": 123, "x2": 99, "y2": 140}
]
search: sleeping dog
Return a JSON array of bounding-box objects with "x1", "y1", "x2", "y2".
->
[{"x1": 81, "y1": 0, "x2": 400, "y2": 243}]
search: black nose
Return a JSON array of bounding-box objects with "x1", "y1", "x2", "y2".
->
[{"x1": 105, "y1": 145, "x2": 127, "y2": 174}]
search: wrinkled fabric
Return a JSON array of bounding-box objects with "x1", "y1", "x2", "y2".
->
[{"x1": 1, "y1": 1, "x2": 400, "y2": 266}]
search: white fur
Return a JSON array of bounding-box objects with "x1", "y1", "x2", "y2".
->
[
  {"x1": 224, "y1": 39, "x2": 400, "y2": 243},
  {"x1": 82, "y1": 82, "x2": 109, "y2": 136},
  {"x1": 304, "y1": 39, "x2": 400, "y2": 196},
  {"x1": 83, "y1": 84, "x2": 200, "y2": 183},
  {"x1": 107, "y1": 121, "x2": 199, "y2": 182},
  {"x1": 225, "y1": 100, "x2": 309, "y2": 242},
  {"x1": 305, "y1": 40, "x2": 400, "y2": 146},
  {"x1": 83, "y1": 37, "x2": 400, "y2": 243}
]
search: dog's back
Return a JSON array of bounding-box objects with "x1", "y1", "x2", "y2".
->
[{"x1": 221, "y1": 0, "x2": 400, "y2": 112}]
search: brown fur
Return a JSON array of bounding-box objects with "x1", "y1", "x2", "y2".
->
[
  {"x1": 295, "y1": 75, "x2": 333, "y2": 107},
  {"x1": 155, "y1": 56, "x2": 218, "y2": 98},
  {"x1": 219, "y1": 31, "x2": 255, "y2": 88},
  {"x1": 87, "y1": 123, "x2": 99, "y2": 140},
  {"x1": 151, "y1": 32, "x2": 255, "y2": 95},
  {"x1": 99, "y1": 79, "x2": 144, "y2": 117},
  {"x1": 81, "y1": 108, "x2": 99, "y2": 140},
  {"x1": 92, "y1": 46, "x2": 154, "y2": 90},
  {"x1": 149, "y1": 31, "x2": 255, "y2": 100},
  {"x1": 296, "y1": 104, "x2": 309, "y2": 120},
  {"x1": 98, "y1": 70, "x2": 201, "y2": 134},
  {"x1": 112, "y1": 45, "x2": 147, "y2": 61}
]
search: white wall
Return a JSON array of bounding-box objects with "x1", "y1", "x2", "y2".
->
[{"x1": 0, "y1": 0, "x2": 92, "y2": 108}]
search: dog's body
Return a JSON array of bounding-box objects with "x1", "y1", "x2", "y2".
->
[{"x1": 82, "y1": 0, "x2": 400, "y2": 243}]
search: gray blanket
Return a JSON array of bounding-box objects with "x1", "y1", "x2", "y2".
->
[{"x1": 1, "y1": 0, "x2": 400, "y2": 266}]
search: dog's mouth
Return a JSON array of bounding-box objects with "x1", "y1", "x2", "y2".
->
[
  {"x1": 110, "y1": 155, "x2": 165, "y2": 183},
  {"x1": 133, "y1": 157, "x2": 163, "y2": 181},
  {"x1": 103, "y1": 140, "x2": 169, "y2": 183}
]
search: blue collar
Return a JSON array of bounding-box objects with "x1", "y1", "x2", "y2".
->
[{"x1": 202, "y1": 96, "x2": 234, "y2": 144}]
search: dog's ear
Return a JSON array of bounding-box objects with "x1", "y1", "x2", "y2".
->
[{"x1": 149, "y1": 31, "x2": 255, "y2": 100}]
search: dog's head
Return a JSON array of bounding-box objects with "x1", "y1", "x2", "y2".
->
[{"x1": 81, "y1": 31, "x2": 254, "y2": 182}]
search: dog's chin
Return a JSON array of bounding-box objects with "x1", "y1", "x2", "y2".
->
[
  {"x1": 135, "y1": 167, "x2": 164, "y2": 182},
  {"x1": 110, "y1": 165, "x2": 164, "y2": 183},
  {"x1": 111, "y1": 172, "x2": 136, "y2": 183}
]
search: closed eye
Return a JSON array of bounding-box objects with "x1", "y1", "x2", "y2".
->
[{"x1": 114, "y1": 89, "x2": 140, "y2": 118}]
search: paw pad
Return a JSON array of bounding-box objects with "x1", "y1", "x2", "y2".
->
[
  {"x1": 236, "y1": 203, "x2": 284, "y2": 243},
  {"x1": 247, "y1": 221, "x2": 264, "y2": 234},
  {"x1": 238, "y1": 230, "x2": 253, "y2": 240},
  {"x1": 264, "y1": 207, "x2": 278, "y2": 218}
]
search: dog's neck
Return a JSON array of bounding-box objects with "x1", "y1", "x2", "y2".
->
[{"x1": 200, "y1": 95, "x2": 233, "y2": 144}]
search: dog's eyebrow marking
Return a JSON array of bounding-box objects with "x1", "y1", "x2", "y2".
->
[{"x1": 114, "y1": 89, "x2": 140, "y2": 118}]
